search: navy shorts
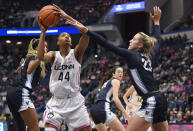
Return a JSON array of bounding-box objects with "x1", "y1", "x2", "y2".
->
[
  {"x1": 90, "y1": 101, "x2": 116, "y2": 125},
  {"x1": 6, "y1": 86, "x2": 33, "y2": 131}
]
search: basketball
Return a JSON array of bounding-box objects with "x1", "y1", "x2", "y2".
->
[{"x1": 38, "y1": 5, "x2": 60, "y2": 28}]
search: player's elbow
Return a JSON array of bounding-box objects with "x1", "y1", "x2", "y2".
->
[
  {"x1": 27, "y1": 69, "x2": 33, "y2": 74},
  {"x1": 81, "y1": 27, "x2": 88, "y2": 34},
  {"x1": 38, "y1": 56, "x2": 44, "y2": 61},
  {"x1": 123, "y1": 95, "x2": 127, "y2": 101},
  {"x1": 37, "y1": 53, "x2": 44, "y2": 61}
]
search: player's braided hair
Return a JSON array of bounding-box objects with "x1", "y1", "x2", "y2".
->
[
  {"x1": 99, "y1": 66, "x2": 121, "y2": 88},
  {"x1": 26, "y1": 38, "x2": 46, "y2": 78},
  {"x1": 138, "y1": 32, "x2": 157, "y2": 57}
]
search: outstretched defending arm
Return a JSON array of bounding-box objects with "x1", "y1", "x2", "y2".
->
[
  {"x1": 87, "y1": 30, "x2": 134, "y2": 59},
  {"x1": 37, "y1": 22, "x2": 55, "y2": 63}
]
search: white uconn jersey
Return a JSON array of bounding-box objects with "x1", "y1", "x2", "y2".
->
[
  {"x1": 49, "y1": 50, "x2": 81, "y2": 97},
  {"x1": 129, "y1": 91, "x2": 142, "y2": 106}
]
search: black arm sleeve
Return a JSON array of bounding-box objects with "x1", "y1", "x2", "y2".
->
[
  {"x1": 151, "y1": 25, "x2": 161, "y2": 58},
  {"x1": 87, "y1": 30, "x2": 134, "y2": 59},
  {"x1": 150, "y1": 25, "x2": 161, "y2": 67}
]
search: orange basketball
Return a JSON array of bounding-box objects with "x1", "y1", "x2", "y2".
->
[{"x1": 38, "y1": 5, "x2": 60, "y2": 28}]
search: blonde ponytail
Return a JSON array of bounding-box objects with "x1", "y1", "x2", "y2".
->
[
  {"x1": 26, "y1": 38, "x2": 38, "y2": 58},
  {"x1": 40, "y1": 62, "x2": 46, "y2": 78},
  {"x1": 26, "y1": 38, "x2": 46, "y2": 78}
]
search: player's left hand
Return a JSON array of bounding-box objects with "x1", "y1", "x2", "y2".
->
[{"x1": 53, "y1": 4, "x2": 68, "y2": 19}]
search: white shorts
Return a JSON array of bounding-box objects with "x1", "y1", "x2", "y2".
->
[
  {"x1": 43, "y1": 92, "x2": 91, "y2": 130},
  {"x1": 126, "y1": 103, "x2": 141, "y2": 118},
  {"x1": 18, "y1": 88, "x2": 35, "y2": 112},
  {"x1": 136, "y1": 96, "x2": 156, "y2": 123}
]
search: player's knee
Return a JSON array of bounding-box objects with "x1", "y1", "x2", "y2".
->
[
  {"x1": 45, "y1": 127, "x2": 57, "y2": 131},
  {"x1": 24, "y1": 118, "x2": 39, "y2": 130}
]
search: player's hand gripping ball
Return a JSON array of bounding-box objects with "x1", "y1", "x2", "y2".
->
[{"x1": 38, "y1": 5, "x2": 60, "y2": 28}]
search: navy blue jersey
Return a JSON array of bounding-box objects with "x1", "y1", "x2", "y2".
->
[
  {"x1": 95, "y1": 78, "x2": 114, "y2": 103},
  {"x1": 15, "y1": 56, "x2": 41, "y2": 90},
  {"x1": 88, "y1": 25, "x2": 161, "y2": 96}
]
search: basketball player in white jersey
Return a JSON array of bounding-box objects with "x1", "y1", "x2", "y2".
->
[
  {"x1": 37, "y1": 4, "x2": 91, "y2": 131},
  {"x1": 123, "y1": 86, "x2": 151, "y2": 131},
  {"x1": 123, "y1": 85, "x2": 142, "y2": 120}
]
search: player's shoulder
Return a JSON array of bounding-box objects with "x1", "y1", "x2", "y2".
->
[
  {"x1": 111, "y1": 78, "x2": 120, "y2": 84},
  {"x1": 129, "y1": 51, "x2": 142, "y2": 60},
  {"x1": 47, "y1": 51, "x2": 56, "y2": 58},
  {"x1": 48, "y1": 51, "x2": 56, "y2": 55}
]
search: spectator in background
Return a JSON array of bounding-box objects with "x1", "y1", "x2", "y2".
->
[
  {"x1": 0, "y1": 112, "x2": 6, "y2": 121},
  {"x1": 176, "y1": 113, "x2": 184, "y2": 123}
]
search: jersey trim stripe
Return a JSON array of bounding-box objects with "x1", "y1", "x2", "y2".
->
[
  {"x1": 106, "y1": 86, "x2": 112, "y2": 102},
  {"x1": 149, "y1": 96, "x2": 156, "y2": 122},
  {"x1": 25, "y1": 71, "x2": 35, "y2": 89},
  {"x1": 18, "y1": 88, "x2": 24, "y2": 112},
  {"x1": 105, "y1": 102, "x2": 110, "y2": 122},
  {"x1": 130, "y1": 69, "x2": 148, "y2": 94}
]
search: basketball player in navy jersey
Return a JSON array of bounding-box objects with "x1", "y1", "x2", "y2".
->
[
  {"x1": 38, "y1": 4, "x2": 92, "y2": 131},
  {"x1": 6, "y1": 38, "x2": 47, "y2": 131},
  {"x1": 90, "y1": 66, "x2": 128, "y2": 131},
  {"x1": 87, "y1": 6, "x2": 168, "y2": 131}
]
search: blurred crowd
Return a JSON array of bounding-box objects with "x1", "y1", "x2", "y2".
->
[
  {"x1": 0, "y1": 0, "x2": 138, "y2": 28},
  {"x1": 157, "y1": 35, "x2": 193, "y2": 124}
]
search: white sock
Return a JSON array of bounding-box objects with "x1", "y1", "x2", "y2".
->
[{"x1": 44, "y1": 127, "x2": 57, "y2": 131}]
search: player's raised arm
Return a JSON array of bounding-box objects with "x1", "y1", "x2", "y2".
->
[
  {"x1": 150, "y1": 6, "x2": 162, "y2": 58},
  {"x1": 53, "y1": 4, "x2": 89, "y2": 64},
  {"x1": 73, "y1": 29, "x2": 89, "y2": 64},
  {"x1": 37, "y1": 22, "x2": 55, "y2": 63}
]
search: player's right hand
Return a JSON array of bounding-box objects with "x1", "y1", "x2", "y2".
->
[
  {"x1": 38, "y1": 20, "x2": 47, "y2": 32},
  {"x1": 150, "y1": 6, "x2": 162, "y2": 25}
]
